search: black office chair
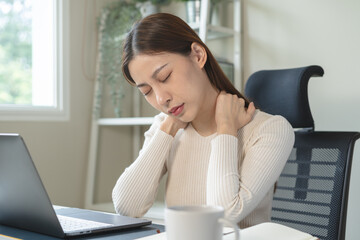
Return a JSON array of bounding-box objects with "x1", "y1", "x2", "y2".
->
[{"x1": 244, "y1": 65, "x2": 360, "y2": 240}]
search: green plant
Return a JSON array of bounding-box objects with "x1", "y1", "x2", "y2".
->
[{"x1": 94, "y1": 1, "x2": 141, "y2": 118}]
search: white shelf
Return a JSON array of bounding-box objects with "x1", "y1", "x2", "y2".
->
[
  {"x1": 98, "y1": 117, "x2": 154, "y2": 126},
  {"x1": 208, "y1": 25, "x2": 235, "y2": 37},
  {"x1": 189, "y1": 23, "x2": 236, "y2": 39}
]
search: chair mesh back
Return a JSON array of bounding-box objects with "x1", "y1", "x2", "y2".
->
[{"x1": 271, "y1": 131, "x2": 359, "y2": 240}]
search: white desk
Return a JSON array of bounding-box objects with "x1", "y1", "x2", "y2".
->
[{"x1": 136, "y1": 222, "x2": 319, "y2": 240}]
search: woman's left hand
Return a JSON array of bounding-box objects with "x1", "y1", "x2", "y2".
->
[{"x1": 215, "y1": 91, "x2": 256, "y2": 136}]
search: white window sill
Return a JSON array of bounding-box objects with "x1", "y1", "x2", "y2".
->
[{"x1": 0, "y1": 106, "x2": 69, "y2": 122}]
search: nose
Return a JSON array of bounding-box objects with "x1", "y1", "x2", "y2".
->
[{"x1": 155, "y1": 88, "x2": 171, "y2": 106}]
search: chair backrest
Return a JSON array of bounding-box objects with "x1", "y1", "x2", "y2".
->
[
  {"x1": 245, "y1": 65, "x2": 324, "y2": 129},
  {"x1": 245, "y1": 65, "x2": 360, "y2": 240}
]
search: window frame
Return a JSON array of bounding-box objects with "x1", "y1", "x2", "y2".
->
[{"x1": 0, "y1": 0, "x2": 70, "y2": 121}]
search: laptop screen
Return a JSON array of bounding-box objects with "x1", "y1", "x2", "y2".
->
[
  {"x1": 0, "y1": 134, "x2": 65, "y2": 237},
  {"x1": 0, "y1": 133, "x2": 152, "y2": 238}
]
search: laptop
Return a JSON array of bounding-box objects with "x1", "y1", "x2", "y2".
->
[{"x1": 0, "y1": 133, "x2": 152, "y2": 238}]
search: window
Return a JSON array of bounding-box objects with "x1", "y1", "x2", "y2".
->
[{"x1": 0, "y1": 0, "x2": 69, "y2": 121}]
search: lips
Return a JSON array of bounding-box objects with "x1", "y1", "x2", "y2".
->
[{"x1": 169, "y1": 103, "x2": 184, "y2": 116}]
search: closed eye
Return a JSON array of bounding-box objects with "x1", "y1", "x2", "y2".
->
[
  {"x1": 143, "y1": 89, "x2": 152, "y2": 96},
  {"x1": 140, "y1": 88, "x2": 152, "y2": 97},
  {"x1": 137, "y1": 84, "x2": 152, "y2": 96},
  {"x1": 161, "y1": 72, "x2": 172, "y2": 82}
]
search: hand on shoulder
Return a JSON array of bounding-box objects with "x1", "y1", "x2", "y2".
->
[
  {"x1": 160, "y1": 115, "x2": 188, "y2": 137},
  {"x1": 215, "y1": 91, "x2": 256, "y2": 136}
]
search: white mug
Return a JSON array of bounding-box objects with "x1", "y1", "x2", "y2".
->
[{"x1": 165, "y1": 205, "x2": 240, "y2": 240}]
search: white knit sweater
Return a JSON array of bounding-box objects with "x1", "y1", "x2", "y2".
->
[{"x1": 112, "y1": 110, "x2": 294, "y2": 228}]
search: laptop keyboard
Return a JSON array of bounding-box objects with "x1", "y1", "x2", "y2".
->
[{"x1": 58, "y1": 215, "x2": 114, "y2": 232}]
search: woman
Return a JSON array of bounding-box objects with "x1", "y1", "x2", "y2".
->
[{"x1": 112, "y1": 13, "x2": 294, "y2": 228}]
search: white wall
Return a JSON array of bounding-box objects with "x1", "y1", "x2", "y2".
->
[
  {"x1": 243, "y1": 0, "x2": 360, "y2": 132},
  {"x1": 243, "y1": 0, "x2": 360, "y2": 239}
]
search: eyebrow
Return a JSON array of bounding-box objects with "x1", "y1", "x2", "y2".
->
[
  {"x1": 152, "y1": 63, "x2": 168, "y2": 79},
  {"x1": 136, "y1": 83, "x2": 148, "y2": 88},
  {"x1": 136, "y1": 63, "x2": 168, "y2": 88}
]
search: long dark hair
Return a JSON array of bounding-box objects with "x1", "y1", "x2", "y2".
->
[{"x1": 122, "y1": 13, "x2": 249, "y2": 107}]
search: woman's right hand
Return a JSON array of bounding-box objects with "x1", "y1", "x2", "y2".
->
[{"x1": 160, "y1": 115, "x2": 188, "y2": 137}]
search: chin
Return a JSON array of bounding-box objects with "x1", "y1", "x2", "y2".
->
[{"x1": 178, "y1": 113, "x2": 194, "y2": 123}]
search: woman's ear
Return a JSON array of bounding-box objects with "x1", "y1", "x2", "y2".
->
[{"x1": 190, "y1": 42, "x2": 207, "y2": 69}]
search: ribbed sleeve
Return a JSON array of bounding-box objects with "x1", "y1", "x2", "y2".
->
[
  {"x1": 207, "y1": 134, "x2": 239, "y2": 207},
  {"x1": 207, "y1": 115, "x2": 294, "y2": 225},
  {"x1": 112, "y1": 117, "x2": 173, "y2": 217}
]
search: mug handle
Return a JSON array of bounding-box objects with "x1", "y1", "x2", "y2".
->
[{"x1": 218, "y1": 218, "x2": 240, "y2": 240}]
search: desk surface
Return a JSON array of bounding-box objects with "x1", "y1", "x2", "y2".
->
[{"x1": 0, "y1": 224, "x2": 165, "y2": 240}]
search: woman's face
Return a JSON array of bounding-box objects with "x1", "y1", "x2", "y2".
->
[{"x1": 128, "y1": 44, "x2": 216, "y2": 123}]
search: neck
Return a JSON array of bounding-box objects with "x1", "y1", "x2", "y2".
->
[{"x1": 191, "y1": 86, "x2": 219, "y2": 137}]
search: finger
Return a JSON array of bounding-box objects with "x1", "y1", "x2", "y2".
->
[
  {"x1": 246, "y1": 102, "x2": 256, "y2": 117},
  {"x1": 248, "y1": 101, "x2": 255, "y2": 111},
  {"x1": 219, "y1": 90, "x2": 227, "y2": 97},
  {"x1": 216, "y1": 91, "x2": 228, "y2": 103},
  {"x1": 238, "y1": 97, "x2": 245, "y2": 107}
]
